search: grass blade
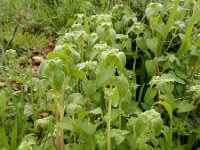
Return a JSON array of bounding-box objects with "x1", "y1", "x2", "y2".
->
[
  {"x1": 0, "y1": 127, "x2": 10, "y2": 150},
  {"x1": 177, "y1": 0, "x2": 200, "y2": 58},
  {"x1": 10, "y1": 118, "x2": 18, "y2": 150},
  {"x1": 159, "y1": 0, "x2": 179, "y2": 55}
]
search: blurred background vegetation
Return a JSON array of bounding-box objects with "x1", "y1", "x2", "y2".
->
[{"x1": 0, "y1": 0, "x2": 162, "y2": 52}]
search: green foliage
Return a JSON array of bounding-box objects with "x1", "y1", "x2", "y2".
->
[{"x1": 1, "y1": 0, "x2": 200, "y2": 149}]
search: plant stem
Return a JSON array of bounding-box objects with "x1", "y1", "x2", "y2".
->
[
  {"x1": 54, "y1": 93, "x2": 61, "y2": 150},
  {"x1": 107, "y1": 96, "x2": 112, "y2": 150},
  {"x1": 166, "y1": 29, "x2": 178, "y2": 52},
  {"x1": 7, "y1": 17, "x2": 21, "y2": 47},
  {"x1": 167, "y1": 122, "x2": 173, "y2": 150},
  {"x1": 138, "y1": 83, "x2": 144, "y2": 106},
  {"x1": 55, "y1": 101, "x2": 60, "y2": 150},
  {"x1": 60, "y1": 87, "x2": 65, "y2": 150},
  {"x1": 189, "y1": 58, "x2": 200, "y2": 81},
  {"x1": 157, "y1": 90, "x2": 161, "y2": 112},
  {"x1": 133, "y1": 45, "x2": 138, "y2": 74},
  {"x1": 60, "y1": 129, "x2": 64, "y2": 150},
  {"x1": 119, "y1": 99, "x2": 122, "y2": 129},
  {"x1": 42, "y1": 118, "x2": 52, "y2": 150},
  {"x1": 107, "y1": 0, "x2": 111, "y2": 10},
  {"x1": 30, "y1": 61, "x2": 37, "y2": 120}
]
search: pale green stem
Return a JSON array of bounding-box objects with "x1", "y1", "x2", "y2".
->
[
  {"x1": 166, "y1": 29, "x2": 178, "y2": 52},
  {"x1": 119, "y1": 99, "x2": 122, "y2": 129},
  {"x1": 107, "y1": 96, "x2": 112, "y2": 150},
  {"x1": 189, "y1": 58, "x2": 200, "y2": 80}
]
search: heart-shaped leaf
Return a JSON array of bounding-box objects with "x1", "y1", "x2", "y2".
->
[{"x1": 146, "y1": 37, "x2": 158, "y2": 53}]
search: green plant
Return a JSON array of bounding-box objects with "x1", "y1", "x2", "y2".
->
[
  {"x1": 1, "y1": 0, "x2": 200, "y2": 149},
  {"x1": 38, "y1": 1, "x2": 200, "y2": 149}
]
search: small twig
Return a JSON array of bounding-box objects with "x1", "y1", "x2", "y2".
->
[
  {"x1": 7, "y1": 17, "x2": 21, "y2": 47},
  {"x1": 0, "y1": 44, "x2": 5, "y2": 64}
]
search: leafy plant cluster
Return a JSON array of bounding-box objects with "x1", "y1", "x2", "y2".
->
[
  {"x1": 0, "y1": 0, "x2": 163, "y2": 51},
  {"x1": 1, "y1": 0, "x2": 200, "y2": 150},
  {"x1": 0, "y1": 0, "x2": 95, "y2": 51}
]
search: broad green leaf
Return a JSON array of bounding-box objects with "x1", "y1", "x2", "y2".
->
[
  {"x1": 146, "y1": 37, "x2": 158, "y2": 53},
  {"x1": 144, "y1": 87, "x2": 157, "y2": 103},
  {"x1": 111, "y1": 109, "x2": 121, "y2": 122},
  {"x1": 136, "y1": 37, "x2": 147, "y2": 51},
  {"x1": 116, "y1": 75, "x2": 129, "y2": 98},
  {"x1": 24, "y1": 103, "x2": 33, "y2": 118},
  {"x1": 111, "y1": 87, "x2": 120, "y2": 107},
  {"x1": 65, "y1": 143, "x2": 86, "y2": 150},
  {"x1": 17, "y1": 134, "x2": 36, "y2": 150},
  {"x1": 68, "y1": 93, "x2": 83, "y2": 104},
  {"x1": 136, "y1": 109, "x2": 163, "y2": 137},
  {"x1": 177, "y1": 100, "x2": 195, "y2": 113},
  {"x1": 160, "y1": 94, "x2": 176, "y2": 110},
  {"x1": 95, "y1": 131, "x2": 106, "y2": 150},
  {"x1": 47, "y1": 52, "x2": 68, "y2": 61},
  {"x1": 82, "y1": 80, "x2": 96, "y2": 99},
  {"x1": 151, "y1": 116, "x2": 163, "y2": 136},
  {"x1": 124, "y1": 39, "x2": 132, "y2": 50},
  {"x1": 167, "y1": 53, "x2": 181, "y2": 66},
  {"x1": 62, "y1": 64, "x2": 69, "y2": 74},
  {"x1": 59, "y1": 117, "x2": 97, "y2": 136},
  {"x1": 55, "y1": 44, "x2": 80, "y2": 63},
  {"x1": 54, "y1": 45, "x2": 64, "y2": 52},
  {"x1": 54, "y1": 59, "x2": 63, "y2": 70},
  {"x1": 93, "y1": 92, "x2": 102, "y2": 103},
  {"x1": 159, "y1": 83, "x2": 174, "y2": 94},
  {"x1": 145, "y1": 59, "x2": 157, "y2": 76},
  {"x1": 96, "y1": 65, "x2": 116, "y2": 88},
  {"x1": 66, "y1": 18, "x2": 75, "y2": 27},
  {"x1": 146, "y1": 3, "x2": 164, "y2": 19},
  {"x1": 122, "y1": 101, "x2": 141, "y2": 115},
  {"x1": 105, "y1": 53, "x2": 125, "y2": 71},
  {"x1": 96, "y1": 26, "x2": 105, "y2": 39},
  {"x1": 111, "y1": 129, "x2": 129, "y2": 145},
  {"x1": 69, "y1": 49, "x2": 80, "y2": 63},
  {"x1": 67, "y1": 103, "x2": 82, "y2": 116},
  {"x1": 155, "y1": 101, "x2": 173, "y2": 121},
  {"x1": 135, "y1": 117, "x2": 147, "y2": 137},
  {"x1": 188, "y1": 85, "x2": 200, "y2": 97},
  {"x1": 154, "y1": 22, "x2": 166, "y2": 38},
  {"x1": 58, "y1": 117, "x2": 75, "y2": 131},
  {"x1": 89, "y1": 107, "x2": 102, "y2": 115},
  {"x1": 88, "y1": 33, "x2": 98, "y2": 47},
  {"x1": 116, "y1": 52, "x2": 126, "y2": 67},
  {"x1": 114, "y1": 21, "x2": 122, "y2": 32},
  {"x1": 53, "y1": 70, "x2": 65, "y2": 91},
  {"x1": 109, "y1": 28, "x2": 116, "y2": 40},
  {"x1": 149, "y1": 74, "x2": 182, "y2": 88},
  {"x1": 175, "y1": 69, "x2": 187, "y2": 80},
  {"x1": 140, "y1": 144, "x2": 154, "y2": 150},
  {"x1": 34, "y1": 116, "x2": 53, "y2": 133},
  {"x1": 39, "y1": 61, "x2": 47, "y2": 76},
  {"x1": 70, "y1": 68, "x2": 86, "y2": 80}
]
